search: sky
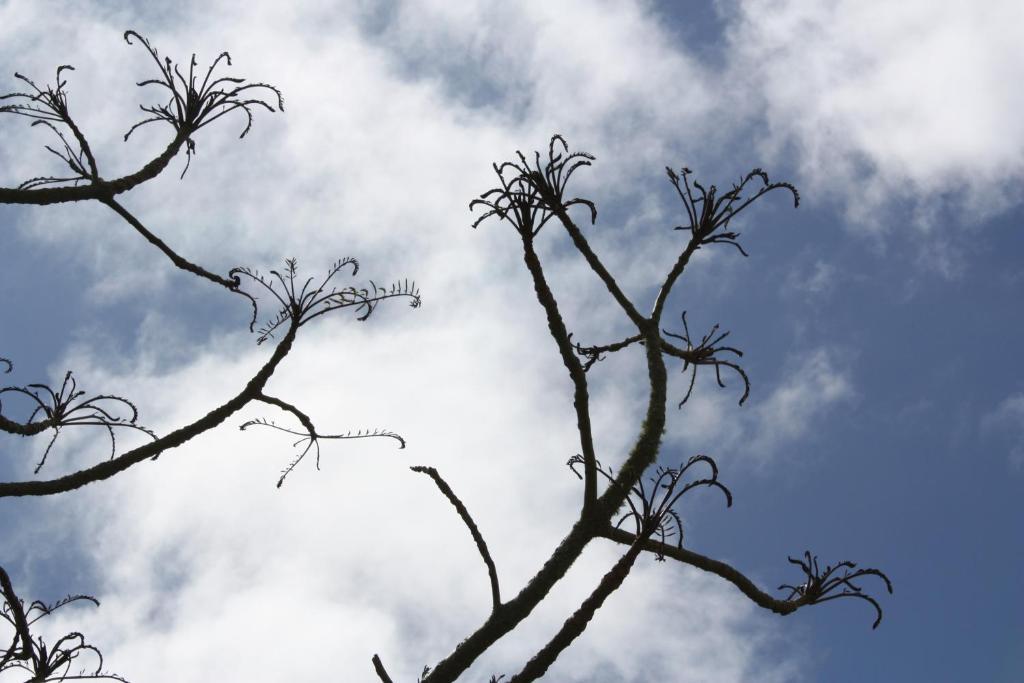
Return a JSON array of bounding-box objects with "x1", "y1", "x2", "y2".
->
[{"x1": 1, "y1": 0, "x2": 1023, "y2": 681}]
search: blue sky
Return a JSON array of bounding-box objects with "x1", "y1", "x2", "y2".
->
[{"x1": 1, "y1": 1, "x2": 1022, "y2": 681}]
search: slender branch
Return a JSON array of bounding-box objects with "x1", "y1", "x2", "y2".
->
[
  {"x1": 371, "y1": 654, "x2": 394, "y2": 683},
  {"x1": 508, "y1": 540, "x2": 645, "y2": 683},
  {"x1": 651, "y1": 232, "x2": 701, "y2": 323},
  {"x1": 255, "y1": 393, "x2": 315, "y2": 435},
  {"x1": 520, "y1": 235, "x2": 598, "y2": 512},
  {"x1": 102, "y1": 197, "x2": 240, "y2": 292},
  {"x1": 0, "y1": 321, "x2": 298, "y2": 497},
  {"x1": 572, "y1": 333, "x2": 643, "y2": 371},
  {"x1": 411, "y1": 466, "x2": 501, "y2": 613},
  {"x1": 422, "y1": 325, "x2": 669, "y2": 683},
  {"x1": 548, "y1": 204, "x2": 646, "y2": 329},
  {"x1": 0, "y1": 566, "x2": 33, "y2": 667},
  {"x1": 600, "y1": 525, "x2": 800, "y2": 616}
]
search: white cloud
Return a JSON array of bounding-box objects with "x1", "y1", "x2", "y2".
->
[
  {"x1": 727, "y1": 0, "x2": 1024, "y2": 228},
  {"x1": 981, "y1": 393, "x2": 1024, "y2": 470},
  {"x1": 783, "y1": 258, "x2": 836, "y2": 298}
]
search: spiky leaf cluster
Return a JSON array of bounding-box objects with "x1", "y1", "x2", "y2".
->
[
  {"x1": 230, "y1": 257, "x2": 421, "y2": 344},
  {"x1": 0, "y1": 371, "x2": 155, "y2": 473},
  {"x1": 470, "y1": 135, "x2": 597, "y2": 237},
  {"x1": 240, "y1": 416, "x2": 406, "y2": 488},
  {"x1": 1, "y1": 583, "x2": 128, "y2": 682},
  {"x1": 569, "y1": 453, "x2": 732, "y2": 557},
  {"x1": 0, "y1": 65, "x2": 96, "y2": 188},
  {"x1": 667, "y1": 165, "x2": 800, "y2": 257},
  {"x1": 664, "y1": 311, "x2": 749, "y2": 406},
  {"x1": 779, "y1": 551, "x2": 894, "y2": 629},
  {"x1": 123, "y1": 30, "x2": 283, "y2": 176}
]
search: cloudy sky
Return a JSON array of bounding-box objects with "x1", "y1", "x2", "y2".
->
[{"x1": 1, "y1": 1, "x2": 1022, "y2": 681}]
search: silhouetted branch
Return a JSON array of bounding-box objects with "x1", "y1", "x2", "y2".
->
[
  {"x1": 1, "y1": 566, "x2": 128, "y2": 682},
  {"x1": 241, "y1": 392, "x2": 406, "y2": 487},
  {"x1": 411, "y1": 466, "x2": 501, "y2": 613},
  {"x1": 600, "y1": 527, "x2": 891, "y2": 628},
  {"x1": 0, "y1": 31, "x2": 280, "y2": 203},
  {"x1": 0, "y1": 321, "x2": 297, "y2": 497},
  {"x1": 471, "y1": 135, "x2": 644, "y2": 328},
  {"x1": 101, "y1": 198, "x2": 240, "y2": 292},
  {"x1": 0, "y1": 370, "x2": 156, "y2": 473},
  {"x1": 509, "y1": 539, "x2": 646, "y2": 683},
  {"x1": 371, "y1": 654, "x2": 394, "y2": 683},
  {"x1": 571, "y1": 333, "x2": 643, "y2": 372}
]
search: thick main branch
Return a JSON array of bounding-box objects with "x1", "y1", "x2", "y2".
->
[{"x1": 0, "y1": 129, "x2": 189, "y2": 205}]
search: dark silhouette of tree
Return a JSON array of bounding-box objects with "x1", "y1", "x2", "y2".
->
[
  {"x1": 1, "y1": 32, "x2": 889, "y2": 683},
  {"x1": 1, "y1": 31, "x2": 418, "y2": 681},
  {"x1": 374, "y1": 138, "x2": 892, "y2": 683}
]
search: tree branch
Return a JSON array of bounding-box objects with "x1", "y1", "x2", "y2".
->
[
  {"x1": 0, "y1": 566, "x2": 33, "y2": 669},
  {"x1": 411, "y1": 466, "x2": 501, "y2": 613},
  {"x1": 600, "y1": 525, "x2": 801, "y2": 615},
  {"x1": 508, "y1": 539, "x2": 645, "y2": 682},
  {"x1": 102, "y1": 197, "x2": 240, "y2": 292},
  {"x1": 0, "y1": 130, "x2": 190, "y2": 205},
  {"x1": 547, "y1": 204, "x2": 646, "y2": 329},
  {"x1": 0, "y1": 320, "x2": 298, "y2": 497},
  {"x1": 371, "y1": 654, "x2": 394, "y2": 683},
  {"x1": 520, "y1": 234, "x2": 598, "y2": 512}
]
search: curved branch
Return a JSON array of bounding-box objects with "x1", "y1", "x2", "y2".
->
[
  {"x1": 508, "y1": 540, "x2": 645, "y2": 683},
  {"x1": 371, "y1": 654, "x2": 394, "y2": 683},
  {"x1": 600, "y1": 525, "x2": 800, "y2": 614},
  {"x1": 0, "y1": 566, "x2": 33, "y2": 668},
  {"x1": 603, "y1": 526, "x2": 893, "y2": 628},
  {"x1": 520, "y1": 236, "x2": 598, "y2": 510},
  {"x1": 101, "y1": 197, "x2": 240, "y2": 291},
  {"x1": 0, "y1": 130, "x2": 189, "y2": 205},
  {"x1": 411, "y1": 466, "x2": 501, "y2": 613},
  {"x1": 547, "y1": 204, "x2": 645, "y2": 329},
  {"x1": 0, "y1": 321, "x2": 298, "y2": 497}
]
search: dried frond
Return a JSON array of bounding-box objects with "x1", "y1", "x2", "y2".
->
[
  {"x1": 1, "y1": 568, "x2": 128, "y2": 682},
  {"x1": 666, "y1": 165, "x2": 799, "y2": 256},
  {"x1": 663, "y1": 311, "x2": 750, "y2": 406},
  {"x1": 470, "y1": 135, "x2": 596, "y2": 238},
  {"x1": 0, "y1": 371, "x2": 156, "y2": 472},
  {"x1": 230, "y1": 258, "x2": 421, "y2": 344},
  {"x1": 122, "y1": 30, "x2": 284, "y2": 177},
  {"x1": 570, "y1": 453, "x2": 731, "y2": 558},
  {"x1": 241, "y1": 395, "x2": 406, "y2": 488},
  {"x1": 778, "y1": 551, "x2": 893, "y2": 629},
  {"x1": 1, "y1": 65, "x2": 97, "y2": 184}
]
